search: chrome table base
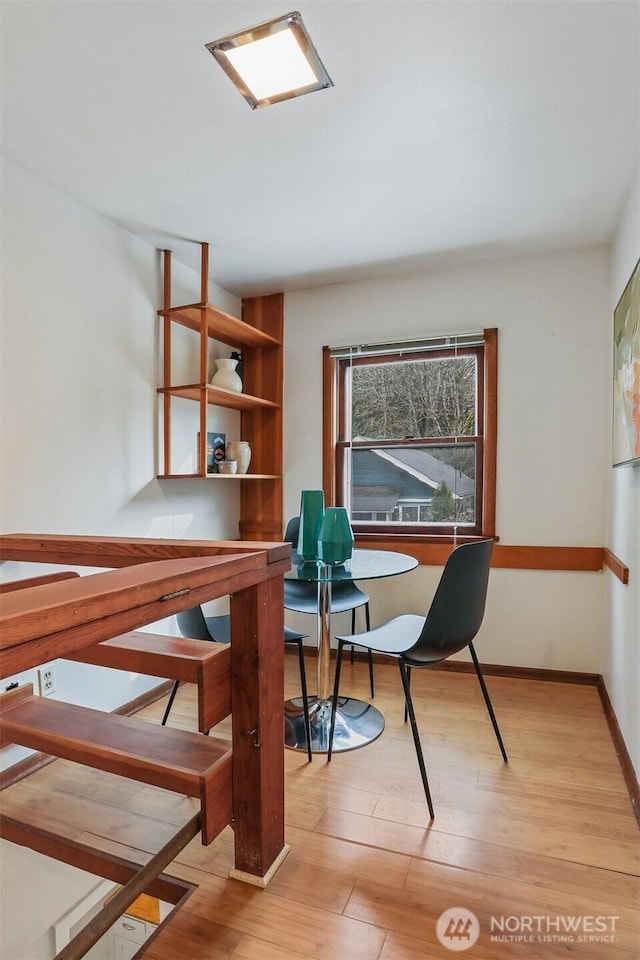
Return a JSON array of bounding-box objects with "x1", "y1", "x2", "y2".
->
[{"x1": 284, "y1": 695, "x2": 385, "y2": 754}]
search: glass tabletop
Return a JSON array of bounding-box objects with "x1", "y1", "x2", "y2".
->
[{"x1": 286, "y1": 548, "x2": 418, "y2": 583}]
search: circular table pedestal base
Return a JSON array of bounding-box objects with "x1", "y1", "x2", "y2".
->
[{"x1": 284, "y1": 696, "x2": 384, "y2": 754}]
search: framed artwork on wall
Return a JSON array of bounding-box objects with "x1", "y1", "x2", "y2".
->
[{"x1": 613, "y1": 257, "x2": 640, "y2": 467}]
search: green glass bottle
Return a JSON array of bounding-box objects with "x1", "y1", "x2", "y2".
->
[
  {"x1": 317, "y1": 507, "x2": 354, "y2": 565},
  {"x1": 298, "y1": 489, "x2": 325, "y2": 560}
]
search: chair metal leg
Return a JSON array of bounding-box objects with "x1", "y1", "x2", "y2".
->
[
  {"x1": 469, "y1": 642, "x2": 508, "y2": 762},
  {"x1": 295, "y1": 639, "x2": 313, "y2": 763},
  {"x1": 364, "y1": 603, "x2": 374, "y2": 698},
  {"x1": 348, "y1": 604, "x2": 374, "y2": 698},
  {"x1": 161, "y1": 680, "x2": 180, "y2": 726},
  {"x1": 404, "y1": 665, "x2": 411, "y2": 722},
  {"x1": 327, "y1": 639, "x2": 346, "y2": 762},
  {"x1": 367, "y1": 650, "x2": 375, "y2": 699},
  {"x1": 398, "y1": 661, "x2": 434, "y2": 819}
]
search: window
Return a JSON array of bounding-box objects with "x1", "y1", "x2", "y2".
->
[{"x1": 323, "y1": 329, "x2": 497, "y2": 540}]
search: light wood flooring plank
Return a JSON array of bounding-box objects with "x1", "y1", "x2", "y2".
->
[
  {"x1": 346, "y1": 873, "x2": 638, "y2": 959},
  {"x1": 164, "y1": 866, "x2": 387, "y2": 960},
  {"x1": 230, "y1": 934, "x2": 317, "y2": 960},
  {"x1": 315, "y1": 802, "x2": 638, "y2": 874}
]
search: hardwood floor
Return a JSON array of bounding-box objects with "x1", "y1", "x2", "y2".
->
[{"x1": 4, "y1": 658, "x2": 639, "y2": 959}]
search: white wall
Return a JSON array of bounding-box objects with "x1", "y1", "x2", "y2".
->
[
  {"x1": 0, "y1": 157, "x2": 242, "y2": 542},
  {"x1": 0, "y1": 158, "x2": 249, "y2": 958},
  {"x1": 284, "y1": 246, "x2": 610, "y2": 671},
  {"x1": 0, "y1": 846, "x2": 103, "y2": 960},
  {"x1": 605, "y1": 168, "x2": 640, "y2": 777},
  {"x1": 0, "y1": 158, "x2": 242, "y2": 748}
]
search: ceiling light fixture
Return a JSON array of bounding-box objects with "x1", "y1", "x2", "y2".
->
[{"x1": 205, "y1": 11, "x2": 333, "y2": 109}]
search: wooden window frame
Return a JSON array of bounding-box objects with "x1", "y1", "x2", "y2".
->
[{"x1": 323, "y1": 328, "x2": 498, "y2": 544}]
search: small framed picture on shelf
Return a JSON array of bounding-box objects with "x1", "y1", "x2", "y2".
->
[{"x1": 197, "y1": 431, "x2": 226, "y2": 473}]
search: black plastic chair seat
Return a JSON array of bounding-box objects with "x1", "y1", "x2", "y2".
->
[
  {"x1": 341, "y1": 614, "x2": 425, "y2": 657},
  {"x1": 186, "y1": 612, "x2": 305, "y2": 647},
  {"x1": 284, "y1": 579, "x2": 369, "y2": 615}
]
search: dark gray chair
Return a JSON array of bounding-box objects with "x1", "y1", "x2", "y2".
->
[
  {"x1": 284, "y1": 516, "x2": 375, "y2": 698},
  {"x1": 163, "y1": 605, "x2": 312, "y2": 763},
  {"x1": 328, "y1": 539, "x2": 507, "y2": 818}
]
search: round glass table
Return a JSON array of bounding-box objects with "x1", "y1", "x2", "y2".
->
[{"x1": 284, "y1": 548, "x2": 418, "y2": 755}]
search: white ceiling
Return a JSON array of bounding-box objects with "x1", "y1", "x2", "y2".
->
[{"x1": 1, "y1": 1, "x2": 638, "y2": 298}]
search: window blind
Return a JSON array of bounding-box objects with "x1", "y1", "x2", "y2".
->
[{"x1": 329, "y1": 331, "x2": 485, "y2": 360}]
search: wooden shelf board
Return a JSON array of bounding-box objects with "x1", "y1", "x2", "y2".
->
[
  {"x1": 157, "y1": 384, "x2": 280, "y2": 411},
  {"x1": 157, "y1": 473, "x2": 280, "y2": 481},
  {"x1": 158, "y1": 302, "x2": 280, "y2": 349}
]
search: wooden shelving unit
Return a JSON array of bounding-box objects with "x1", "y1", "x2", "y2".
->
[{"x1": 158, "y1": 243, "x2": 284, "y2": 541}]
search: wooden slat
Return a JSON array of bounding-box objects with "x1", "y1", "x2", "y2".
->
[
  {"x1": 603, "y1": 547, "x2": 630, "y2": 584},
  {"x1": 0, "y1": 681, "x2": 173, "y2": 790},
  {"x1": 157, "y1": 304, "x2": 281, "y2": 348},
  {"x1": 157, "y1": 383, "x2": 280, "y2": 410},
  {"x1": 492, "y1": 543, "x2": 603, "y2": 571},
  {"x1": 0, "y1": 814, "x2": 193, "y2": 906},
  {"x1": 322, "y1": 346, "x2": 336, "y2": 505},
  {"x1": 200, "y1": 242, "x2": 208, "y2": 305},
  {"x1": 158, "y1": 474, "x2": 280, "y2": 481},
  {"x1": 162, "y1": 248, "x2": 172, "y2": 477},
  {"x1": 0, "y1": 686, "x2": 232, "y2": 844},
  {"x1": 0, "y1": 533, "x2": 291, "y2": 567},
  {"x1": 69, "y1": 631, "x2": 231, "y2": 733},
  {"x1": 0, "y1": 571, "x2": 80, "y2": 594},
  {"x1": 355, "y1": 538, "x2": 604, "y2": 572}
]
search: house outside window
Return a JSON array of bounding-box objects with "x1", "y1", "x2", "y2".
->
[{"x1": 323, "y1": 329, "x2": 497, "y2": 541}]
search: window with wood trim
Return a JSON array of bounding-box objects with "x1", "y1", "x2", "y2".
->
[{"x1": 323, "y1": 329, "x2": 497, "y2": 540}]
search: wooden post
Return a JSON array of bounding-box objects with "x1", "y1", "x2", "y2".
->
[
  {"x1": 228, "y1": 574, "x2": 289, "y2": 884},
  {"x1": 198, "y1": 243, "x2": 210, "y2": 477},
  {"x1": 163, "y1": 250, "x2": 172, "y2": 477}
]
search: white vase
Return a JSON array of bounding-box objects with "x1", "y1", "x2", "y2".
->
[
  {"x1": 211, "y1": 358, "x2": 242, "y2": 393},
  {"x1": 226, "y1": 440, "x2": 251, "y2": 474}
]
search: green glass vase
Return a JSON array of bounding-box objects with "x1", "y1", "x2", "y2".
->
[
  {"x1": 297, "y1": 489, "x2": 325, "y2": 560},
  {"x1": 317, "y1": 507, "x2": 354, "y2": 565}
]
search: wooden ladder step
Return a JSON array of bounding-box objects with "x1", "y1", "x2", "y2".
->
[
  {"x1": 0, "y1": 685, "x2": 232, "y2": 844},
  {"x1": 68, "y1": 631, "x2": 230, "y2": 733}
]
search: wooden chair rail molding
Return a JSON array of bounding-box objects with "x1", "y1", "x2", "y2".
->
[
  {"x1": 356, "y1": 537, "x2": 631, "y2": 582},
  {"x1": 603, "y1": 547, "x2": 631, "y2": 585},
  {"x1": 0, "y1": 533, "x2": 292, "y2": 887}
]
